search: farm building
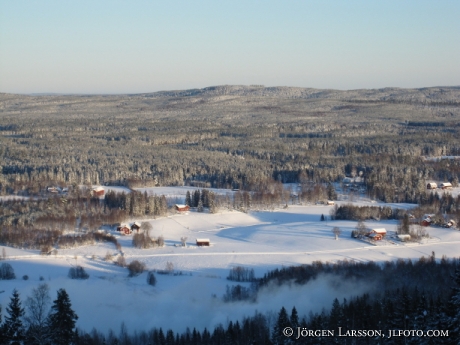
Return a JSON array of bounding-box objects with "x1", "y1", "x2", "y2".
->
[
  {"x1": 421, "y1": 214, "x2": 435, "y2": 226},
  {"x1": 92, "y1": 187, "x2": 105, "y2": 196},
  {"x1": 367, "y1": 228, "x2": 387, "y2": 241},
  {"x1": 442, "y1": 220, "x2": 456, "y2": 228},
  {"x1": 426, "y1": 182, "x2": 437, "y2": 190},
  {"x1": 440, "y1": 182, "x2": 452, "y2": 190},
  {"x1": 196, "y1": 239, "x2": 210, "y2": 246},
  {"x1": 175, "y1": 204, "x2": 190, "y2": 212},
  {"x1": 117, "y1": 224, "x2": 131, "y2": 235},
  {"x1": 342, "y1": 176, "x2": 364, "y2": 186},
  {"x1": 131, "y1": 221, "x2": 141, "y2": 232}
]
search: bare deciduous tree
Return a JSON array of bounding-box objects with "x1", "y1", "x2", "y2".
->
[
  {"x1": 355, "y1": 221, "x2": 367, "y2": 237},
  {"x1": 141, "y1": 222, "x2": 152, "y2": 237},
  {"x1": 25, "y1": 283, "x2": 51, "y2": 345},
  {"x1": 165, "y1": 261, "x2": 174, "y2": 273},
  {"x1": 332, "y1": 227, "x2": 342, "y2": 240}
]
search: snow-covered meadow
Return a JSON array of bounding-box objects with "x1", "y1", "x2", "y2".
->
[{"x1": 1, "y1": 194, "x2": 460, "y2": 334}]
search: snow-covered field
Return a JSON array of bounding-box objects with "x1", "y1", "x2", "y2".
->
[{"x1": 1, "y1": 199, "x2": 460, "y2": 334}]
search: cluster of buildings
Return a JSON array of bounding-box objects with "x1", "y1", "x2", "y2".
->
[
  {"x1": 116, "y1": 221, "x2": 141, "y2": 235},
  {"x1": 426, "y1": 182, "x2": 453, "y2": 190}
]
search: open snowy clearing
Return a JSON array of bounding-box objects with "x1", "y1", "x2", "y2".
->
[{"x1": 1, "y1": 201, "x2": 460, "y2": 334}]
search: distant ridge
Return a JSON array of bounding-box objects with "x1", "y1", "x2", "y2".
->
[
  {"x1": 140, "y1": 85, "x2": 460, "y2": 104},
  {"x1": 1, "y1": 85, "x2": 459, "y2": 104}
]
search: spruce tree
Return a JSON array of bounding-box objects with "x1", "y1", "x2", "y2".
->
[
  {"x1": 3, "y1": 289, "x2": 25, "y2": 345},
  {"x1": 447, "y1": 268, "x2": 460, "y2": 343},
  {"x1": 193, "y1": 190, "x2": 200, "y2": 208},
  {"x1": 185, "y1": 191, "x2": 192, "y2": 207},
  {"x1": 48, "y1": 289, "x2": 78, "y2": 345},
  {"x1": 197, "y1": 199, "x2": 204, "y2": 212},
  {"x1": 272, "y1": 306, "x2": 291, "y2": 345},
  {"x1": 290, "y1": 306, "x2": 299, "y2": 331},
  {"x1": 326, "y1": 182, "x2": 337, "y2": 200}
]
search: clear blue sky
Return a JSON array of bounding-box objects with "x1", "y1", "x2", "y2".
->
[{"x1": 1, "y1": 0, "x2": 459, "y2": 94}]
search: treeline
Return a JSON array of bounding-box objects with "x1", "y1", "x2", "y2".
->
[
  {"x1": 185, "y1": 189, "x2": 218, "y2": 213},
  {"x1": 104, "y1": 190, "x2": 168, "y2": 217},
  {"x1": 257, "y1": 255, "x2": 459, "y2": 299},
  {"x1": 272, "y1": 278, "x2": 460, "y2": 344},
  {"x1": 332, "y1": 204, "x2": 406, "y2": 221}
]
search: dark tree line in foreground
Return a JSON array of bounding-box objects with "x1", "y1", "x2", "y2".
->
[
  {"x1": 2, "y1": 256, "x2": 459, "y2": 344},
  {"x1": 0, "y1": 286, "x2": 78, "y2": 345}
]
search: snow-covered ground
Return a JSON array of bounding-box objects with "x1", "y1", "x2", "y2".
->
[
  {"x1": 0, "y1": 195, "x2": 31, "y2": 201},
  {"x1": 1, "y1": 198, "x2": 460, "y2": 334}
]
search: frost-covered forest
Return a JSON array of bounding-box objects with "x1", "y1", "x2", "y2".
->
[
  {"x1": 1, "y1": 85, "x2": 460, "y2": 203},
  {"x1": 1, "y1": 85, "x2": 460, "y2": 343}
]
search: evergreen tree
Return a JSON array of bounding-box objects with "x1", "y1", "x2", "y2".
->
[
  {"x1": 185, "y1": 191, "x2": 192, "y2": 207},
  {"x1": 197, "y1": 199, "x2": 204, "y2": 213},
  {"x1": 193, "y1": 190, "x2": 200, "y2": 208},
  {"x1": 290, "y1": 306, "x2": 299, "y2": 331},
  {"x1": 328, "y1": 298, "x2": 344, "y2": 344},
  {"x1": 326, "y1": 183, "x2": 337, "y2": 200},
  {"x1": 48, "y1": 289, "x2": 78, "y2": 345},
  {"x1": 447, "y1": 268, "x2": 460, "y2": 344},
  {"x1": 208, "y1": 192, "x2": 217, "y2": 213},
  {"x1": 2, "y1": 289, "x2": 25, "y2": 345},
  {"x1": 398, "y1": 214, "x2": 410, "y2": 234},
  {"x1": 201, "y1": 189, "x2": 209, "y2": 208},
  {"x1": 272, "y1": 306, "x2": 291, "y2": 345}
]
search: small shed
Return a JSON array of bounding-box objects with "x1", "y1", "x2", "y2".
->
[
  {"x1": 443, "y1": 220, "x2": 456, "y2": 228},
  {"x1": 117, "y1": 224, "x2": 131, "y2": 235},
  {"x1": 175, "y1": 204, "x2": 190, "y2": 212},
  {"x1": 440, "y1": 182, "x2": 452, "y2": 190},
  {"x1": 327, "y1": 200, "x2": 335, "y2": 205},
  {"x1": 92, "y1": 187, "x2": 105, "y2": 196},
  {"x1": 131, "y1": 221, "x2": 141, "y2": 232},
  {"x1": 196, "y1": 239, "x2": 210, "y2": 246},
  {"x1": 426, "y1": 182, "x2": 437, "y2": 190}
]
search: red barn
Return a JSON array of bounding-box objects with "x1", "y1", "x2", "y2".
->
[
  {"x1": 92, "y1": 187, "x2": 105, "y2": 197},
  {"x1": 175, "y1": 204, "x2": 190, "y2": 212},
  {"x1": 196, "y1": 239, "x2": 210, "y2": 246},
  {"x1": 367, "y1": 228, "x2": 387, "y2": 241},
  {"x1": 117, "y1": 224, "x2": 131, "y2": 235}
]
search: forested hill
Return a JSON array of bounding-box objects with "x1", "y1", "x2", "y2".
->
[
  {"x1": 1, "y1": 85, "x2": 460, "y2": 202},
  {"x1": 146, "y1": 85, "x2": 460, "y2": 104}
]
